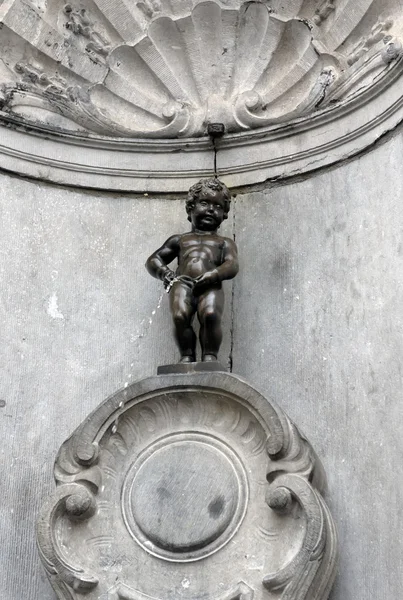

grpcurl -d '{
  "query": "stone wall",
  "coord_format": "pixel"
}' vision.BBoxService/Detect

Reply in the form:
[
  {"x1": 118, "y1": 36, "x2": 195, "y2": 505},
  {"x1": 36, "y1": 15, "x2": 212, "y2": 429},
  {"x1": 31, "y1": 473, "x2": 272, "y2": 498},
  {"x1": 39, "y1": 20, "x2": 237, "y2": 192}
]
[{"x1": 1, "y1": 131, "x2": 402, "y2": 599}]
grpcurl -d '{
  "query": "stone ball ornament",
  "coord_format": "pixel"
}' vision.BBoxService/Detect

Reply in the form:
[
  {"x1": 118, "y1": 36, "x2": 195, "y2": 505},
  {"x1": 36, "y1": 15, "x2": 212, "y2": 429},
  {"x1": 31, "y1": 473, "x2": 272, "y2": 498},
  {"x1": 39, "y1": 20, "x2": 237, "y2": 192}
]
[
  {"x1": 0, "y1": 0, "x2": 403, "y2": 190},
  {"x1": 36, "y1": 372, "x2": 338, "y2": 600}
]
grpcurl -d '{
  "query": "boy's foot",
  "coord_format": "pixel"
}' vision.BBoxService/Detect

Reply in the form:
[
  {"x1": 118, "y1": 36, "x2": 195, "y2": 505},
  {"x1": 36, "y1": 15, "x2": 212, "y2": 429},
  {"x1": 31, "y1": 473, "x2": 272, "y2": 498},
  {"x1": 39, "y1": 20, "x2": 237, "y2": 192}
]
[
  {"x1": 202, "y1": 354, "x2": 217, "y2": 362},
  {"x1": 180, "y1": 355, "x2": 195, "y2": 363}
]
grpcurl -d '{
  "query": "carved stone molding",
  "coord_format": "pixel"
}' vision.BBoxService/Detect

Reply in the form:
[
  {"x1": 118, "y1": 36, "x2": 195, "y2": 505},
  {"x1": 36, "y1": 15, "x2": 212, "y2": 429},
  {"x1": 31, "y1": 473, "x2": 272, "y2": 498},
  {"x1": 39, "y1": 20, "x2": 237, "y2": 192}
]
[
  {"x1": 37, "y1": 372, "x2": 338, "y2": 600},
  {"x1": 0, "y1": 0, "x2": 403, "y2": 190},
  {"x1": 1, "y1": 0, "x2": 403, "y2": 138}
]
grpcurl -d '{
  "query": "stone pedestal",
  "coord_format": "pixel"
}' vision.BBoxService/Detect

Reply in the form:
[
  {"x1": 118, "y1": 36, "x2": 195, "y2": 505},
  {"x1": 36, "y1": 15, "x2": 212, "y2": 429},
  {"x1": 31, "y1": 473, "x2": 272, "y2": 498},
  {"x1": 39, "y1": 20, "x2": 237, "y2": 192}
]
[{"x1": 37, "y1": 371, "x2": 337, "y2": 600}]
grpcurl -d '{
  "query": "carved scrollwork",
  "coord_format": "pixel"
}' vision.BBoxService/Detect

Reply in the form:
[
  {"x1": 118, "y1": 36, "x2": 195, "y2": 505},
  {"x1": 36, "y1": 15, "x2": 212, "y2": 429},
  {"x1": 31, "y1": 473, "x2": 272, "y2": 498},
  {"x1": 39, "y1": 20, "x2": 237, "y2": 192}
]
[
  {"x1": 36, "y1": 482, "x2": 99, "y2": 594},
  {"x1": 37, "y1": 372, "x2": 337, "y2": 600},
  {"x1": 264, "y1": 474, "x2": 337, "y2": 600},
  {"x1": 0, "y1": 0, "x2": 402, "y2": 138}
]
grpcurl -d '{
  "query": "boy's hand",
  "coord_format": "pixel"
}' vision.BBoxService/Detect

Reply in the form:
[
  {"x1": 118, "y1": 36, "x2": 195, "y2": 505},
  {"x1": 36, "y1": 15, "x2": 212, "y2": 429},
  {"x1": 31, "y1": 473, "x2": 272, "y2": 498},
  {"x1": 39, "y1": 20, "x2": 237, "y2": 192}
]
[
  {"x1": 162, "y1": 269, "x2": 176, "y2": 291},
  {"x1": 193, "y1": 270, "x2": 220, "y2": 294},
  {"x1": 163, "y1": 272, "x2": 196, "y2": 293}
]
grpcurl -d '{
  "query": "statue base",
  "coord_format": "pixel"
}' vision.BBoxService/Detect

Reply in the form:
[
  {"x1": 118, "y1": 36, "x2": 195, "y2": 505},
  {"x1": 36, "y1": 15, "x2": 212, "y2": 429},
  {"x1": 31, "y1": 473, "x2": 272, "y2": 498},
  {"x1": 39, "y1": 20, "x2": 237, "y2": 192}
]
[{"x1": 157, "y1": 361, "x2": 226, "y2": 375}]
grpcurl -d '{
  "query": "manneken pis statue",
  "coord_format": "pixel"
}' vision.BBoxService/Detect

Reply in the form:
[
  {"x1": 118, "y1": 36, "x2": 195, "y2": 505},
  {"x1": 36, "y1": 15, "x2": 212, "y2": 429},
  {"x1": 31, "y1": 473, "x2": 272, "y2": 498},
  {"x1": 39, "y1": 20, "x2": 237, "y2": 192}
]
[{"x1": 146, "y1": 178, "x2": 239, "y2": 363}]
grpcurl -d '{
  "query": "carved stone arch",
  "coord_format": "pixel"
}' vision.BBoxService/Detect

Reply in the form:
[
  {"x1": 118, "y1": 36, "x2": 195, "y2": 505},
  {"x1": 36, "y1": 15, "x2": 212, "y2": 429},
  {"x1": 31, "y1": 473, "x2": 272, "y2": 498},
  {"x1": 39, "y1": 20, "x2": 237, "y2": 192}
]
[
  {"x1": 0, "y1": 0, "x2": 403, "y2": 190},
  {"x1": 37, "y1": 371, "x2": 338, "y2": 600}
]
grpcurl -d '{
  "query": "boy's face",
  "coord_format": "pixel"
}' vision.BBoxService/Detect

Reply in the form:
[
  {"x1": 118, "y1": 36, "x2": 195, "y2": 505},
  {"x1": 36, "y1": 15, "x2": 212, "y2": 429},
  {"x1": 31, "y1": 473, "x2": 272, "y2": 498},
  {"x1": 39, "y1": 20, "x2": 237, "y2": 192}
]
[{"x1": 190, "y1": 190, "x2": 226, "y2": 231}]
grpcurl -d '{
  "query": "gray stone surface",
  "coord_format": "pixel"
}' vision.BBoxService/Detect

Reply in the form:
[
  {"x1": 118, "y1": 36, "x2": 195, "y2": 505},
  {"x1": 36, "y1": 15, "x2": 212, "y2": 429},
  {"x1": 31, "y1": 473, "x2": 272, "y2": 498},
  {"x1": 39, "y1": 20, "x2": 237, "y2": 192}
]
[
  {"x1": 232, "y1": 136, "x2": 403, "y2": 599},
  {"x1": 1, "y1": 130, "x2": 403, "y2": 599},
  {"x1": 0, "y1": 179, "x2": 233, "y2": 599}
]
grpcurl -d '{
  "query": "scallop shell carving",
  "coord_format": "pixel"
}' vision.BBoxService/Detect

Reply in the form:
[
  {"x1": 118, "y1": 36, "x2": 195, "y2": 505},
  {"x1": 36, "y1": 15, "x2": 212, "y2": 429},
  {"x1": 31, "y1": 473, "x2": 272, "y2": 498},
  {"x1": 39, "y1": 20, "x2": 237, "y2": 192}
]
[{"x1": 0, "y1": 0, "x2": 402, "y2": 137}]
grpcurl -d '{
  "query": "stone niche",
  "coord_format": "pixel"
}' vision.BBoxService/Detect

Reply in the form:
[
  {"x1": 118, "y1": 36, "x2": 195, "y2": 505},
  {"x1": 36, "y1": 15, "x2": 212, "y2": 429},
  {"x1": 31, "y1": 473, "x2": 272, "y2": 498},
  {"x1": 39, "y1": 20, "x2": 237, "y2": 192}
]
[
  {"x1": 1, "y1": 0, "x2": 403, "y2": 190},
  {"x1": 37, "y1": 372, "x2": 337, "y2": 600},
  {"x1": 3, "y1": 1, "x2": 400, "y2": 599}
]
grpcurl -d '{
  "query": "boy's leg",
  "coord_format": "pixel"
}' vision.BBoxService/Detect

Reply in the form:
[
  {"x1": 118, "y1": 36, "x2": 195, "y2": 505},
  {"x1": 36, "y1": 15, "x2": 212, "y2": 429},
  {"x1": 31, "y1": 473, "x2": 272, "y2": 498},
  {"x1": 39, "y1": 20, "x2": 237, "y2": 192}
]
[
  {"x1": 197, "y1": 288, "x2": 224, "y2": 361},
  {"x1": 169, "y1": 281, "x2": 197, "y2": 362}
]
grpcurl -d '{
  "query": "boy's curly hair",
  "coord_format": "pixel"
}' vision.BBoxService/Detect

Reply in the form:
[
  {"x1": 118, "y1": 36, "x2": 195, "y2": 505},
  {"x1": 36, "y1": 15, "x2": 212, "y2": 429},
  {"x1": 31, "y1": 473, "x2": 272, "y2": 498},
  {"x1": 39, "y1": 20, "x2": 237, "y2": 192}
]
[{"x1": 186, "y1": 178, "x2": 231, "y2": 222}]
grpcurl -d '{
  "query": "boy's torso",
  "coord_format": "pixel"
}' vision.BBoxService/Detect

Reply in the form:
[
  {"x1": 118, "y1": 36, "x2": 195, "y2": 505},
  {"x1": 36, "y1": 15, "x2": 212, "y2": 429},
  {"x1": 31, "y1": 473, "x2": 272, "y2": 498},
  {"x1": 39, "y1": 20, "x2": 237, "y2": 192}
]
[{"x1": 177, "y1": 232, "x2": 225, "y2": 278}]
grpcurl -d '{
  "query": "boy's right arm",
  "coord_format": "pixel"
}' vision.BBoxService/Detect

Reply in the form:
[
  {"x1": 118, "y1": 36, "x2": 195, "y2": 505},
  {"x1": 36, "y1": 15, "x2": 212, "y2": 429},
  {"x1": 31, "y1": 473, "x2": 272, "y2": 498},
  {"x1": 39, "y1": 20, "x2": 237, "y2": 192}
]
[{"x1": 145, "y1": 235, "x2": 180, "y2": 284}]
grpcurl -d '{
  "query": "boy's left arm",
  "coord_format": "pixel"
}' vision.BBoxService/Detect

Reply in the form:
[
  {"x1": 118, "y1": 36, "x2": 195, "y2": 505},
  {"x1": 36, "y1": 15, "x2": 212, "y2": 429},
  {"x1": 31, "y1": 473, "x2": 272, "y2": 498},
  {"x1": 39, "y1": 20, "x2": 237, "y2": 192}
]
[
  {"x1": 194, "y1": 238, "x2": 239, "y2": 291},
  {"x1": 215, "y1": 238, "x2": 239, "y2": 282}
]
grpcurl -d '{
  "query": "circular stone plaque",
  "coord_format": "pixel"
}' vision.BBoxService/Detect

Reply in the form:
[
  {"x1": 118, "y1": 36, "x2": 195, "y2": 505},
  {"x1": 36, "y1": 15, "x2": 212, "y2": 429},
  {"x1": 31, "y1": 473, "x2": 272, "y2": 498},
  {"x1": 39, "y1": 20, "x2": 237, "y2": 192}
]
[{"x1": 122, "y1": 433, "x2": 248, "y2": 562}]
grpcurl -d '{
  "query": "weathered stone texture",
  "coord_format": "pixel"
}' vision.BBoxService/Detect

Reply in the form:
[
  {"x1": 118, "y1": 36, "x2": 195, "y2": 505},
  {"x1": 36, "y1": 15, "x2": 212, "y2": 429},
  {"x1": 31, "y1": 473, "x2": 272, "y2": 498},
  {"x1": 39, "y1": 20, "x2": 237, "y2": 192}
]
[
  {"x1": 232, "y1": 136, "x2": 403, "y2": 599},
  {"x1": 0, "y1": 182, "x2": 233, "y2": 599},
  {"x1": 1, "y1": 130, "x2": 403, "y2": 599}
]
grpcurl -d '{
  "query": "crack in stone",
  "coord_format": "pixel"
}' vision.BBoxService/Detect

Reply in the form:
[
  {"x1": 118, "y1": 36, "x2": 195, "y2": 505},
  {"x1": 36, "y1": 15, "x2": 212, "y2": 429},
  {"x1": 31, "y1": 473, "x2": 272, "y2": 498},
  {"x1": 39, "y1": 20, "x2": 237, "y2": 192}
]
[{"x1": 227, "y1": 196, "x2": 237, "y2": 373}]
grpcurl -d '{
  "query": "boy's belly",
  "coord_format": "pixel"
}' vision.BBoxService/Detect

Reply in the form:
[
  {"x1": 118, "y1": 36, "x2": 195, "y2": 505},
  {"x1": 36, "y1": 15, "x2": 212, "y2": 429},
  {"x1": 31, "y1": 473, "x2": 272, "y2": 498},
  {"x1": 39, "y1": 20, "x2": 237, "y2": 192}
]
[{"x1": 178, "y1": 257, "x2": 212, "y2": 279}]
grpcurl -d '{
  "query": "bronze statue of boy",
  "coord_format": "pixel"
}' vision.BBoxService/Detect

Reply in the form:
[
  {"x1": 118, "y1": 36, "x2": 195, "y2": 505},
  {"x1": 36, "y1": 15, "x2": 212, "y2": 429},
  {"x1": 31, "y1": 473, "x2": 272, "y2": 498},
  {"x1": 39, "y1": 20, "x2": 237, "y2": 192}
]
[{"x1": 146, "y1": 178, "x2": 239, "y2": 363}]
